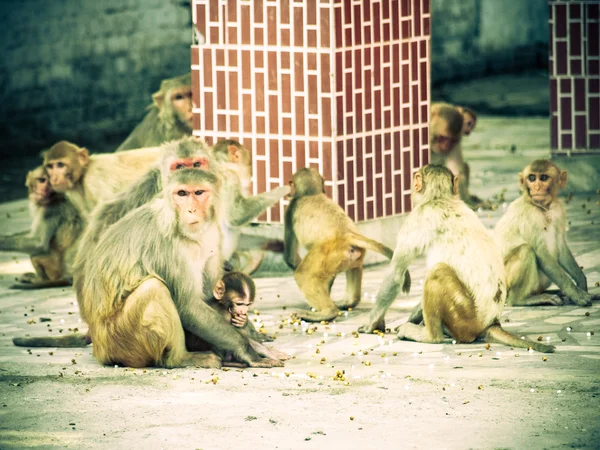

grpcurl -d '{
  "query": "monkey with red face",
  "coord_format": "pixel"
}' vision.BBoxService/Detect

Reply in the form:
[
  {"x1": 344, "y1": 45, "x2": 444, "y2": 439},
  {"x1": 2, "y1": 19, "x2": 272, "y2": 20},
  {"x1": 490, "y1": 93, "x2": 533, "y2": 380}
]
[{"x1": 494, "y1": 160, "x2": 598, "y2": 307}]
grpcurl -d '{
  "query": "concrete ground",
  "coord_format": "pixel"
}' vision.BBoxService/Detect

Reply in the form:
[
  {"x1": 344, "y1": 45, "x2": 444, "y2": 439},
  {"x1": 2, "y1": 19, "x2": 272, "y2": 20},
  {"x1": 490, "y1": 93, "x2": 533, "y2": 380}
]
[{"x1": 1, "y1": 113, "x2": 600, "y2": 449}]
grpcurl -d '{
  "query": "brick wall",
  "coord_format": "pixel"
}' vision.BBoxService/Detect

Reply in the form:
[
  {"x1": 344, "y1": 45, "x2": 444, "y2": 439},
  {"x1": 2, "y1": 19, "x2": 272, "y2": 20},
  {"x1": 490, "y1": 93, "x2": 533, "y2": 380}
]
[
  {"x1": 192, "y1": 0, "x2": 430, "y2": 224},
  {"x1": 0, "y1": 0, "x2": 192, "y2": 158},
  {"x1": 549, "y1": 1, "x2": 600, "y2": 155}
]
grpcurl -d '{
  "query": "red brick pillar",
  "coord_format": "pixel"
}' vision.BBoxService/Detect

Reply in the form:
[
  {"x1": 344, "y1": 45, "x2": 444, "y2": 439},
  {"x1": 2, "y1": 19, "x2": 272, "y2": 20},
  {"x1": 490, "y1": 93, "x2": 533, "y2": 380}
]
[
  {"x1": 191, "y1": 0, "x2": 431, "y2": 223},
  {"x1": 549, "y1": 1, "x2": 600, "y2": 155}
]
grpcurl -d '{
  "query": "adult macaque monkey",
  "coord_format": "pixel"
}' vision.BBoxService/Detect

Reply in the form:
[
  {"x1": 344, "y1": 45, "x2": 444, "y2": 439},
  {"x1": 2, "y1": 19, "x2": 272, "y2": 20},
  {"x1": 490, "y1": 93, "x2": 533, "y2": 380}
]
[
  {"x1": 211, "y1": 139, "x2": 290, "y2": 272},
  {"x1": 430, "y1": 103, "x2": 487, "y2": 209},
  {"x1": 44, "y1": 141, "x2": 160, "y2": 218},
  {"x1": 70, "y1": 168, "x2": 282, "y2": 368},
  {"x1": 494, "y1": 159, "x2": 597, "y2": 307},
  {"x1": 358, "y1": 165, "x2": 554, "y2": 353},
  {"x1": 284, "y1": 167, "x2": 406, "y2": 322},
  {"x1": 0, "y1": 166, "x2": 84, "y2": 289},
  {"x1": 116, "y1": 73, "x2": 193, "y2": 152}
]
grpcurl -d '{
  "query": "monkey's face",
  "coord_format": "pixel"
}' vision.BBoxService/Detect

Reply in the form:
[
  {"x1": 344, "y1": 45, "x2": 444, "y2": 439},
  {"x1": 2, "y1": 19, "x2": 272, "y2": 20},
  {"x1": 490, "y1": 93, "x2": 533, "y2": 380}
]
[
  {"x1": 521, "y1": 170, "x2": 556, "y2": 208},
  {"x1": 170, "y1": 87, "x2": 194, "y2": 129},
  {"x1": 27, "y1": 171, "x2": 54, "y2": 205},
  {"x1": 45, "y1": 158, "x2": 75, "y2": 192},
  {"x1": 461, "y1": 112, "x2": 476, "y2": 136},
  {"x1": 172, "y1": 184, "x2": 213, "y2": 228},
  {"x1": 226, "y1": 292, "x2": 252, "y2": 328},
  {"x1": 430, "y1": 117, "x2": 461, "y2": 155}
]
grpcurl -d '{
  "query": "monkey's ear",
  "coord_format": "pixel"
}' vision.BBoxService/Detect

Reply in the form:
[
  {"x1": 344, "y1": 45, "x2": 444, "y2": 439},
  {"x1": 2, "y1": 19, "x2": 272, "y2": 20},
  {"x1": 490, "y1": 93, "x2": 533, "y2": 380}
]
[
  {"x1": 558, "y1": 170, "x2": 568, "y2": 189},
  {"x1": 518, "y1": 172, "x2": 526, "y2": 190},
  {"x1": 227, "y1": 145, "x2": 241, "y2": 163},
  {"x1": 152, "y1": 90, "x2": 165, "y2": 109},
  {"x1": 413, "y1": 172, "x2": 423, "y2": 192},
  {"x1": 77, "y1": 147, "x2": 90, "y2": 167},
  {"x1": 453, "y1": 175, "x2": 460, "y2": 196},
  {"x1": 213, "y1": 279, "x2": 226, "y2": 301}
]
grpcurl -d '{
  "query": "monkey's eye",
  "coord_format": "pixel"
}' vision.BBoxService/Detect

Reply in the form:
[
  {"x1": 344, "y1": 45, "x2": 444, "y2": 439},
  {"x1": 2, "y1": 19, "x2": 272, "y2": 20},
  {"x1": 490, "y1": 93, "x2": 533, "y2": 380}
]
[
  {"x1": 193, "y1": 161, "x2": 202, "y2": 168},
  {"x1": 527, "y1": 174, "x2": 536, "y2": 182},
  {"x1": 175, "y1": 164, "x2": 185, "y2": 170},
  {"x1": 194, "y1": 190, "x2": 206, "y2": 196},
  {"x1": 540, "y1": 174, "x2": 549, "y2": 182},
  {"x1": 173, "y1": 94, "x2": 184, "y2": 100},
  {"x1": 37, "y1": 178, "x2": 46, "y2": 183},
  {"x1": 45, "y1": 164, "x2": 52, "y2": 170},
  {"x1": 56, "y1": 162, "x2": 65, "y2": 168},
  {"x1": 177, "y1": 190, "x2": 187, "y2": 197}
]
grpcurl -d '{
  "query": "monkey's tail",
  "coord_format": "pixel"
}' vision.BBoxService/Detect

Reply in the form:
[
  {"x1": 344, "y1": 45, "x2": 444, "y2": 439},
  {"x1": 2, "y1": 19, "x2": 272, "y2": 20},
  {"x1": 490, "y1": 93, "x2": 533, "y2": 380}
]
[
  {"x1": 347, "y1": 233, "x2": 394, "y2": 259},
  {"x1": 10, "y1": 280, "x2": 71, "y2": 290},
  {"x1": 484, "y1": 324, "x2": 555, "y2": 353},
  {"x1": 13, "y1": 332, "x2": 91, "y2": 348}
]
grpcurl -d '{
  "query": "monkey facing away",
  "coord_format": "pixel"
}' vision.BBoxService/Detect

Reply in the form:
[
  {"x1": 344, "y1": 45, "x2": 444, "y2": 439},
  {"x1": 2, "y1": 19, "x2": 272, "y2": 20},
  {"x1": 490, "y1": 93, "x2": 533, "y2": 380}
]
[
  {"x1": 430, "y1": 103, "x2": 487, "y2": 209},
  {"x1": 358, "y1": 164, "x2": 555, "y2": 353},
  {"x1": 0, "y1": 166, "x2": 84, "y2": 289},
  {"x1": 44, "y1": 141, "x2": 160, "y2": 218},
  {"x1": 494, "y1": 160, "x2": 598, "y2": 307},
  {"x1": 116, "y1": 73, "x2": 193, "y2": 152},
  {"x1": 186, "y1": 271, "x2": 290, "y2": 362},
  {"x1": 284, "y1": 167, "x2": 406, "y2": 322},
  {"x1": 71, "y1": 167, "x2": 282, "y2": 368}
]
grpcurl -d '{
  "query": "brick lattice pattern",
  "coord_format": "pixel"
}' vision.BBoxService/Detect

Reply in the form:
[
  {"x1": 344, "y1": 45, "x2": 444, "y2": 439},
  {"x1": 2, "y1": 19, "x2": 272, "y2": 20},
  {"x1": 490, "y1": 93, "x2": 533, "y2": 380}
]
[
  {"x1": 191, "y1": 0, "x2": 431, "y2": 222},
  {"x1": 549, "y1": 1, "x2": 600, "y2": 154}
]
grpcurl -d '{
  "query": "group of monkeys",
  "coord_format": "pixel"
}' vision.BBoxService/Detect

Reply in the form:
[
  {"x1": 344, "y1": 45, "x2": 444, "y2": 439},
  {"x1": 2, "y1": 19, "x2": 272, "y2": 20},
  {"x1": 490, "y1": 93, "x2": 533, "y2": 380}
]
[{"x1": 3, "y1": 73, "x2": 597, "y2": 369}]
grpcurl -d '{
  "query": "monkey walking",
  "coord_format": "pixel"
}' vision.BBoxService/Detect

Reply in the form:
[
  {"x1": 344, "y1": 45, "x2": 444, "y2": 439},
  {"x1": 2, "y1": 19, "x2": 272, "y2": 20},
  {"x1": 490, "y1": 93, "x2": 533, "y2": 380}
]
[
  {"x1": 284, "y1": 167, "x2": 408, "y2": 322},
  {"x1": 116, "y1": 73, "x2": 193, "y2": 152},
  {"x1": 0, "y1": 166, "x2": 84, "y2": 289},
  {"x1": 494, "y1": 160, "x2": 598, "y2": 307},
  {"x1": 358, "y1": 164, "x2": 555, "y2": 353}
]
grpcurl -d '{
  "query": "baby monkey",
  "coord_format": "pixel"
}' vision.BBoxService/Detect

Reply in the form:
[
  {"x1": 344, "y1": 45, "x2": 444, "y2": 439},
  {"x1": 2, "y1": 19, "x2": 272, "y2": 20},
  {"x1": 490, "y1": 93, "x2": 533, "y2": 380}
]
[{"x1": 205, "y1": 272, "x2": 289, "y2": 362}]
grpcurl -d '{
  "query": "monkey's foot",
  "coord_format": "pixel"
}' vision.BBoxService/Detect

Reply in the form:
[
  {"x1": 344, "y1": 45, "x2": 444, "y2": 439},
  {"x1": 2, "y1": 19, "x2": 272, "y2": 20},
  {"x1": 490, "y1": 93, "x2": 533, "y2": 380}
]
[
  {"x1": 395, "y1": 323, "x2": 428, "y2": 342},
  {"x1": 292, "y1": 308, "x2": 340, "y2": 322},
  {"x1": 335, "y1": 298, "x2": 361, "y2": 310},
  {"x1": 264, "y1": 347, "x2": 291, "y2": 361},
  {"x1": 247, "y1": 357, "x2": 284, "y2": 368},
  {"x1": 228, "y1": 250, "x2": 265, "y2": 275},
  {"x1": 256, "y1": 333, "x2": 274, "y2": 343},
  {"x1": 514, "y1": 293, "x2": 564, "y2": 306},
  {"x1": 188, "y1": 352, "x2": 222, "y2": 369},
  {"x1": 357, "y1": 319, "x2": 385, "y2": 334}
]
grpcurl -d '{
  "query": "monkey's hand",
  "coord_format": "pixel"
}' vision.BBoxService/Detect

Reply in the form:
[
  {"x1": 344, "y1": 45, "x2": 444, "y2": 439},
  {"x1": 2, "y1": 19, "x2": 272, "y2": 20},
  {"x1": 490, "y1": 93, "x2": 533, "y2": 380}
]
[
  {"x1": 357, "y1": 319, "x2": 385, "y2": 335},
  {"x1": 402, "y1": 270, "x2": 411, "y2": 294},
  {"x1": 564, "y1": 288, "x2": 593, "y2": 306},
  {"x1": 230, "y1": 314, "x2": 247, "y2": 328}
]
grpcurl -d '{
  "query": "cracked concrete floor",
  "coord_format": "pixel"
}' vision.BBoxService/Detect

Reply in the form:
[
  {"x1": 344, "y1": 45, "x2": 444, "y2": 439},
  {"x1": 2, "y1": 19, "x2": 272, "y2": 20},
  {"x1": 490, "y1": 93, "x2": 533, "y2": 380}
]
[{"x1": 0, "y1": 115, "x2": 599, "y2": 449}]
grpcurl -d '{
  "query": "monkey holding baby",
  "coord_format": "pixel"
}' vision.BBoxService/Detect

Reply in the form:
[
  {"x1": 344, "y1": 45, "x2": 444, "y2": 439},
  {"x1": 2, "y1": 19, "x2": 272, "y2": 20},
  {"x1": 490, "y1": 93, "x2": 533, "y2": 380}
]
[
  {"x1": 359, "y1": 164, "x2": 554, "y2": 353},
  {"x1": 494, "y1": 159, "x2": 598, "y2": 307},
  {"x1": 0, "y1": 166, "x2": 84, "y2": 289},
  {"x1": 284, "y1": 167, "x2": 407, "y2": 322}
]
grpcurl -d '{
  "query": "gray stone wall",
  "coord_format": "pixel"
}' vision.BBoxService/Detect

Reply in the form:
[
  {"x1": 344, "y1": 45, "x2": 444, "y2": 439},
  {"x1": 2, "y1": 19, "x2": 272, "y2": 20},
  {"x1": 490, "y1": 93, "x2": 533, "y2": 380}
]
[
  {"x1": 431, "y1": 0, "x2": 549, "y2": 85},
  {"x1": 0, "y1": 0, "x2": 192, "y2": 157}
]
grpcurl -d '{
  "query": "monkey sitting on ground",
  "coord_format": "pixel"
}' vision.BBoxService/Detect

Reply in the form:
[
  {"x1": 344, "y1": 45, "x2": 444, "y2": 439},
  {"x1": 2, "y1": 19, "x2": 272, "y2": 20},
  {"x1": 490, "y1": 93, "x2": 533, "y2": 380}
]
[
  {"x1": 116, "y1": 73, "x2": 193, "y2": 152},
  {"x1": 494, "y1": 160, "x2": 598, "y2": 307},
  {"x1": 0, "y1": 166, "x2": 84, "y2": 289},
  {"x1": 284, "y1": 167, "x2": 407, "y2": 322},
  {"x1": 430, "y1": 103, "x2": 488, "y2": 209},
  {"x1": 44, "y1": 141, "x2": 160, "y2": 218},
  {"x1": 80, "y1": 137, "x2": 289, "y2": 274},
  {"x1": 71, "y1": 167, "x2": 281, "y2": 368},
  {"x1": 358, "y1": 164, "x2": 555, "y2": 353},
  {"x1": 186, "y1": 271, "x2": 290, "y2": 362}
]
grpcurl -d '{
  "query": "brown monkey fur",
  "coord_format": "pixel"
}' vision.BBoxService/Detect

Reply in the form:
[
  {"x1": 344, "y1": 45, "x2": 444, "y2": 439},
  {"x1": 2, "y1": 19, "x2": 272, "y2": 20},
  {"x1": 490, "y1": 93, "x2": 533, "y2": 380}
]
[
  {"x1": 44, "y1": 141, "x2": 160, "y2": 218},
  {"x1": 71, "y1": 167, "x2": 281, "y2": 368},
  {"x1": 430, "y1": 103, "x2": 487, "y2": 209},
  {"x1": 211, "y1": 139, "x2": 290, "y2": 273},
  {"x1": 0, "y1": 166, "x2": 84, "y2": 289},
  {"x1": 359, "y1": 164, "x2": 554, "y2": 353},
  {"x1": 284, "y1": 167, "x2": 406, "y2": 322},
  {"x1": 494, "y1": 159, "x2": 597, "y2": 307},
  {"x1": 186, "y1": 271, "x2": 290, "y2": 363},
  {"x1": 116, "y1": 73, "x2": 193, "y2": 152},
  {"x1": 456, "y1": 105, "x2": 477, "y2": 136}
]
